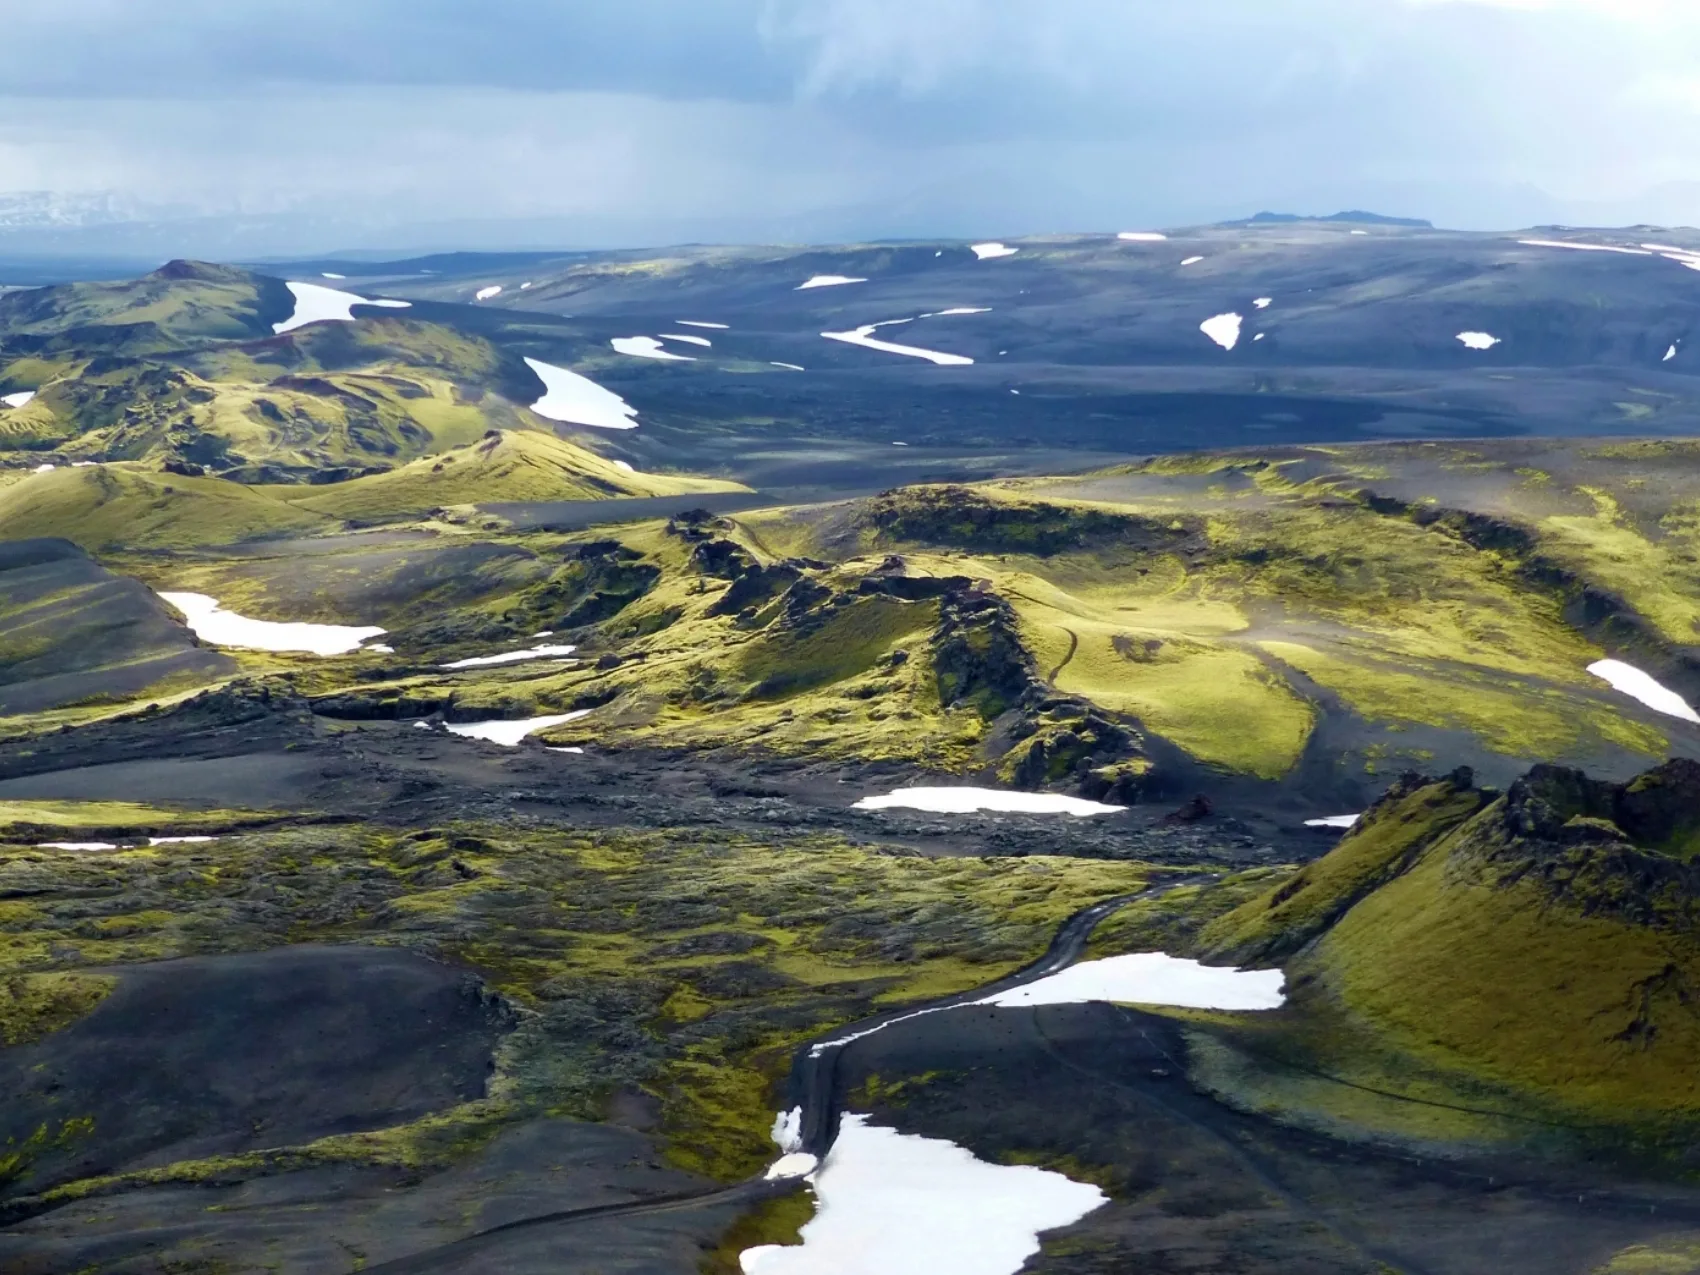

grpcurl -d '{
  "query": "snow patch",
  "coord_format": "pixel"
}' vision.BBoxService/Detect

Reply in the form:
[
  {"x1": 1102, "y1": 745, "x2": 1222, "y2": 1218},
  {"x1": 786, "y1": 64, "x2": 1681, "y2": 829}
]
[
  {"x1": 739, "y1": 1114, "x2": 1106, "y2": 1275},
  {"x1": 1588, "y1": 659, "x2": 1700, "y2": 724},
  {"x1": 1180, "y1": 255, "x2": 1204, "y2": 266},
  {"x1": 613, "y1": 459, "x2": 634, "y2": 472},
  {"x1": 971, "y1": 242, "x2": 1019, "y2": 260},
  {"x1": 38, "y1": 842, "x2": 117, "y2": 851},
  {"x1": 445, "y1": 710, "x2": 594, "y2": 747},
  {"x1": 676, "y1": 320, "x2": 729, "y2": 329},
  {"x1": 1, "y1": 390, "x2": 35, "y2": 408},
  {"x1": 523, "y1": 356, "x2": 639, "y2": 430},
  {"x1": 31, "y1": 463, "x2": 54, "y2": 473},
  {"x1": 149, "y1": 835, "x2": 217, "y2": 846},
  {"x1": 765, "y1": 1153, "x2": 819, "y2": 1181},
  {"x1": 772, "y1": 1107, "x2": 804, "y2": 1153},
  {"x1": 1456, "y1": 331, "x2": 1500, "y2": 350},
  {"x1": 475, "y1": 285, "x2": 503, "y2": 301},
  {"x1": 159, "y1": 592, "x2": 384, "y2": 655},
  {"x1": 321, "y1": 272, "x2": 346, "y2": 279},
  {"x1": 919, "y1": 307, "x2": 993, "y2": 317},
  {"x1": 853, "y1": 786, "x2": 1120, "y2": 817},
  {"x1": 1666, "y1": 344, "x2": 1679, "y2": 362},
  {"x1": 519, "y1": 281, "x2": 533, "y2": 290},
  {"x1": 440, "y1": 644, "x2": 577, "y2": 669},
  {"x1": 797, "y1": 275, "x2": 866, "y2": 289},
  {"x1": 1201, "y1": 312, "x2": 1243, "y2": 350},
  {"x1": 770, "y1": 362, "x2": 806, "y2": 371},
  {"x1": 1519, "y1": 239, "x2": 1652, "y2": 256},
  {"x1": 1117, "y1": 231, "x2": 1168, "y2": 241},
  {"x1": 612, "y1": 335, "x2": 694, "y2": 361},
  {"x1": 1305, "y1": 814, "x2": 1362, "y2": 829},
  {"x1": 822, "y1": 326, "x2": 973, "y2": 366},
  {"x1": 660, "y1": 333, "x2": 712, "y2": 347},
  {"x1": 273, "y1": 282, "x2": 411, "y2": 334},
  {"x1": 1253, "y1": 297, "x2": 1272, "y2": 309},
  {"x1": 976, "y1": 952, "x2": 1287, "y2": 1012}
]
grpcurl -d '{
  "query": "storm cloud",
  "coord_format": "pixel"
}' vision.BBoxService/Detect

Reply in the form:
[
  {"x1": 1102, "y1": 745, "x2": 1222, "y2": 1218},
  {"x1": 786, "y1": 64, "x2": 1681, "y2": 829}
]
[{"x1": 2, "y1": 0, "x2": 1699, "y2": 255}]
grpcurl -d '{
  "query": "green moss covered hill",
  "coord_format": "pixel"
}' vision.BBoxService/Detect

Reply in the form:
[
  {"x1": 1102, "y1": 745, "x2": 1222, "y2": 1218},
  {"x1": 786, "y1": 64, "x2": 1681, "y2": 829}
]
[
  {"x1": 0, "y1": 260, "x2": 739, "y2": 493},
  {"x1": 1187, "y1": 757, "x2": 1700, "y2": 1158}
]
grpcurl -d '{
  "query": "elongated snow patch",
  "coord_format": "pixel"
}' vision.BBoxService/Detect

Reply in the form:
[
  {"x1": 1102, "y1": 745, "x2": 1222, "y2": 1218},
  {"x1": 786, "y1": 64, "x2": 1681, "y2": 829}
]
[
  {"x1": 822, "y1": 326, "x2": 973, "y2": 366},
  {"x1": 853, "y1": 787, "x2": 1119, "y2": 816},
  {"x1": 1305, "y1": 814, "x2": 1362, "y2": 829},
  {"x1": 1201, "y1": 312, "x2": 1243, "y2": 350},
  {"x1": 611, "y1": 335, "x2": 693, "y2": 361},
  {"x1": 797, "y1": 275, "x2": 866, "y2": 289},
  {"x1": 1180, "y1": 255, "x2": 1204, "y2": 266},
  {"x1": 273, "y1": 282, "x2": 410, "y2": 334},
  {"x1": 676, "y1": 320, "x2": 729, "y2": 329},
  {"x1": 976, "y1": 952, "x2": 1287, "y2": 1011},
  {"x1": 660, "y1": 332, "x2": 712, "y2": 347},
  {"x1": 1457, "y1": 331, "x2": 1500, "y2": 350},
  {"x1": 445, "y1": 709, "x2": 594, "y2": 747},
  {"x1": 1117, "y1": 231, "x2": 1168, "y2": 241},
  {"x1": 740, "y1": 1114, "x2": 1106, "y2": 1275},
  {"x1": 0, "y1": 391, "x2": 34, "y2": 408},
  {"x1": 475, "y1": 285, "x2": 503, "y2": 301},
  {"x1": 39, "y1": 842, "x2": 117, "y2": 852},
  {"x1": 1519, "y1": 238, "x2": 1651, "y2": 256},
  {"x1": 1588, "y1": 659, "x2": 1700, "y2": 723},
  {"x1": 160, "y1": 592, "x2": 384, "y2": 655},
  {"x1": 971, "y1": 242, "x2": 1018, "y2": 260},
  {"x1": 1666, "y1": 345, "x2": 1679, "y2": 362},
  {"x1": 523, "y1": 356, "x2": 639, "y2": 430},
  {"x1": 441, "y1": 644, "x2": 577, "y2": 669}
]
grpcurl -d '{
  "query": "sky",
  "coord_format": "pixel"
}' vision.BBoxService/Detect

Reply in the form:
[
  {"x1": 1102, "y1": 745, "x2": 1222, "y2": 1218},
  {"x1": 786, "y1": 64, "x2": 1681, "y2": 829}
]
[{"x1": 2, "y1": 0, "x2": 1699, "y2": 256}]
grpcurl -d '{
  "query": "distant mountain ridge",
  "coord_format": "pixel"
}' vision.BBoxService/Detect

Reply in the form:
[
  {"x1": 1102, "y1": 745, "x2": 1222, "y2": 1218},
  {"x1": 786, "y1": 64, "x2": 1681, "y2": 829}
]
[{"x1": 1231, "y1": 209, "x2": 1435, "y2": 228}]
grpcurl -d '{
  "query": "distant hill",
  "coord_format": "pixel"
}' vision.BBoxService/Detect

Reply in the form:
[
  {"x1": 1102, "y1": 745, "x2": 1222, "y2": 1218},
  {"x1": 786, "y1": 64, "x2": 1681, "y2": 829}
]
[{"x1": 1231, "y1": 210, "x2": 1435, "y2": 228}]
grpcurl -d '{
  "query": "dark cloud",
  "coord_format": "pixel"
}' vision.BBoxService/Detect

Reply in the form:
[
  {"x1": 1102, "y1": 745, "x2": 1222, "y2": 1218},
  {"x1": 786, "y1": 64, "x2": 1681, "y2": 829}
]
[{"x1": 0, "y1": 0, "x2": 1697, "y2": 254}]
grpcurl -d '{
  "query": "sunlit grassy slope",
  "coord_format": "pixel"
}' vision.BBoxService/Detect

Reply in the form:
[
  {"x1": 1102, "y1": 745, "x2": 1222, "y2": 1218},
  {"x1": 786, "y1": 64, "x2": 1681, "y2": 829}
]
[
  {"x1": 1194, "y1": 761, "x2": 1700, "y2": 1154},
  {"x1": 0, "y1": 466, "x2": 330, "y2": 550},
  {"x1": 284, "y1": 429, "x2": 746, "y2": 520}
]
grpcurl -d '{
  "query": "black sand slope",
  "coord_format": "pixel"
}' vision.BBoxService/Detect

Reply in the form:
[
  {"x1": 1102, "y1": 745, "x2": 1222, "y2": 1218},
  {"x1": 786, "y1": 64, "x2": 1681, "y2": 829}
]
[
  {"x1": 0, "y1": 538, "x2": 231, "y2": 715},
  {"x1": 259, "y1": 225, "x2": 1700, "y2": 497},
  {"x1": 831, "y1": 1000, "x2": 1700, "y2": 1274},
  {"x1": 0, "y1": 945, "x2": 512, "y2": 1199}
]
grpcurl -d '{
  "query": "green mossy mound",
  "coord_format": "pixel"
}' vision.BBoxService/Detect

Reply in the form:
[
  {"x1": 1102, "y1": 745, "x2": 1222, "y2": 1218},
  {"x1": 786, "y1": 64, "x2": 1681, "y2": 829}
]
[{"x1": 1197, "y1": 758, "x2": 1700, "y2": 1152}]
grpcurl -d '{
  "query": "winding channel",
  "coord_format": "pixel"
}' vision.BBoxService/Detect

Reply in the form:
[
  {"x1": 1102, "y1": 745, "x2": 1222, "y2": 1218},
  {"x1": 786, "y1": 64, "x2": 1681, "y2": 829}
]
[{"x1": 359, "y1": 879, "x2": 1204, "y2": 1272}]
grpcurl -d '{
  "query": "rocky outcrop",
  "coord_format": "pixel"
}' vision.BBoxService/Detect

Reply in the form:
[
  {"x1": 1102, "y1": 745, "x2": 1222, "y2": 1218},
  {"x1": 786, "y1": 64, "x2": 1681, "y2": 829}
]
[
  {"x1": 859, "y1": 485, "x2": 1203, "y2": 557},
  {"x1": 931, "y1": 585, "x2": 1039, "y2": 719},
  {"x1": 1449, "y1": 759, "x2": 1700, "y2": 928}
]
